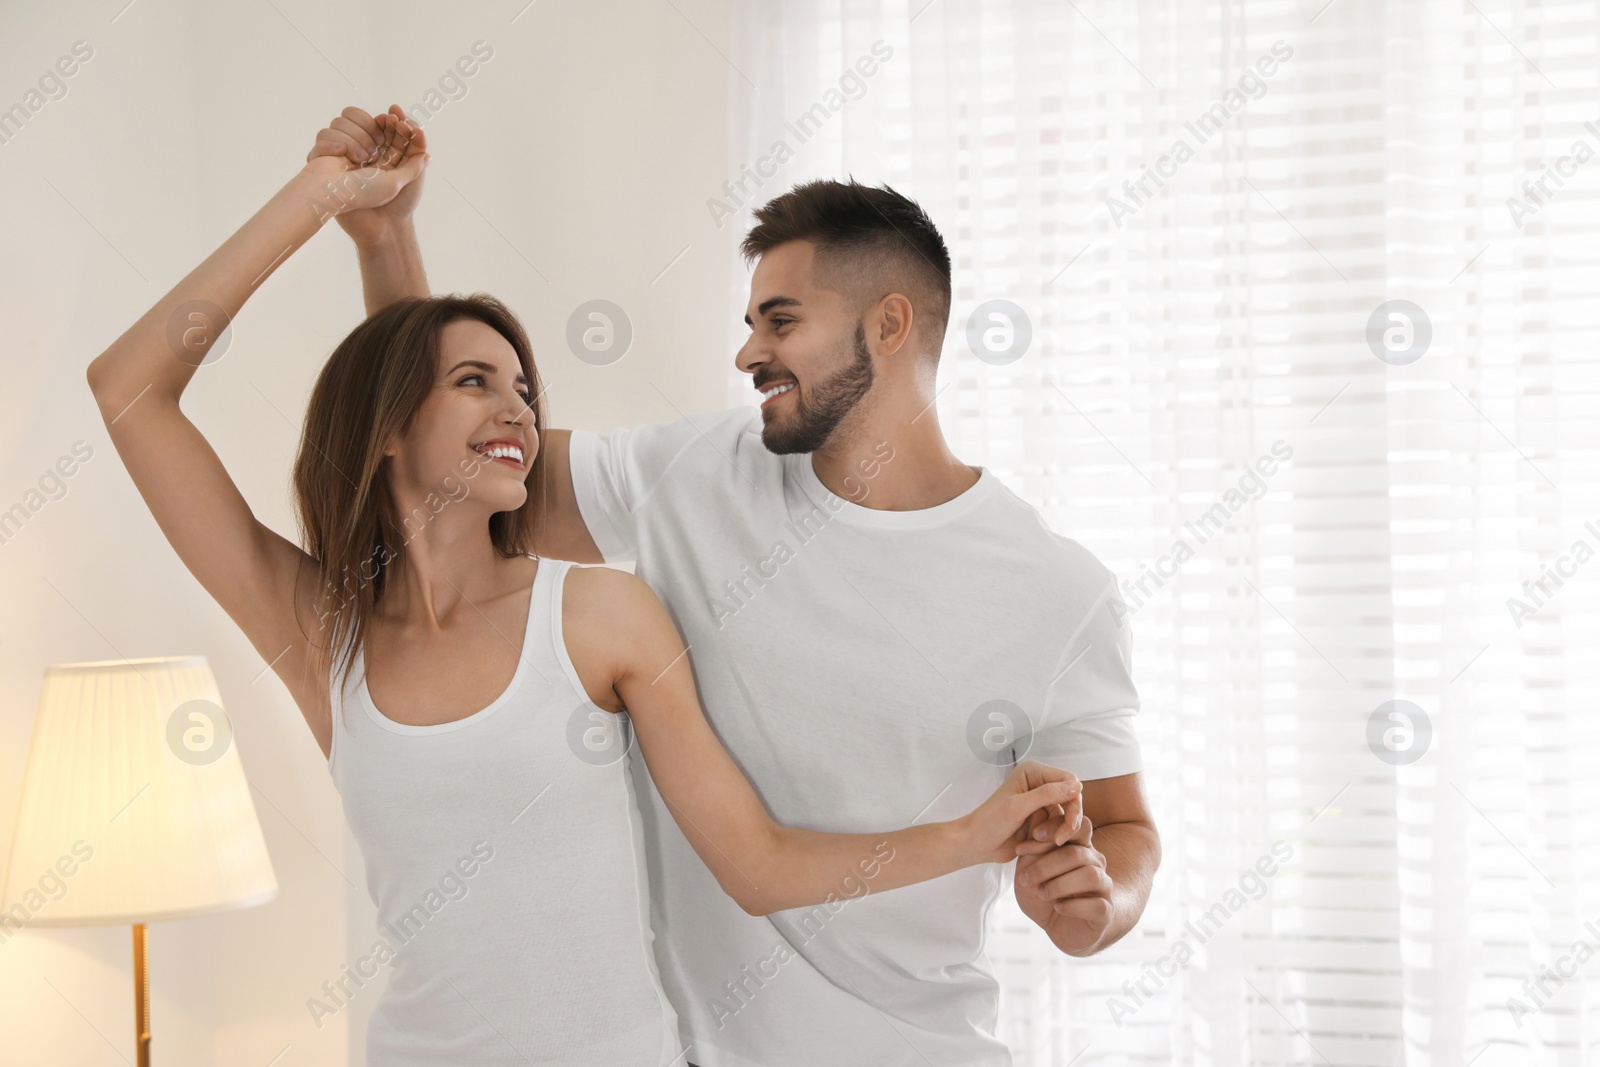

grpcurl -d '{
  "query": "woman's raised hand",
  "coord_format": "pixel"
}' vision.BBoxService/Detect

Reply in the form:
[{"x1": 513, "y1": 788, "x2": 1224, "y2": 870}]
[{"x1": 303, "y1": 105, "x2": 429, "y2": 244}]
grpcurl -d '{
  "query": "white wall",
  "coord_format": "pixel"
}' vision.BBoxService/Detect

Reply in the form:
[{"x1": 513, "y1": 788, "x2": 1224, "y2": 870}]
[{"x1": 0, "y1": 0, "x2": 735, "y2": 1062}]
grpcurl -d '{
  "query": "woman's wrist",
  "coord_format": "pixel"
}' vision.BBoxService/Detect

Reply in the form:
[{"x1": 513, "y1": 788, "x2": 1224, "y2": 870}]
[
  {"x1": 944, "y1": 814, "x2": 985, "y2": 871},
  {"x1": 292, "y1": 159, "x2": 377, "y2": 229}
]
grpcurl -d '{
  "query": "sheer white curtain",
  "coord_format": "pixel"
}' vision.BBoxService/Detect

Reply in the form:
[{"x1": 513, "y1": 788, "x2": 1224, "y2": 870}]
[{"x1": 723, "y1": 2, "x2": 1600, "y2": 1064}]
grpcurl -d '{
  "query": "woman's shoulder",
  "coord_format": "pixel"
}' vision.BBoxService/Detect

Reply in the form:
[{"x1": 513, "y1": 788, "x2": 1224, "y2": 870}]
[
  {"x1": 553, "y1": 561, "x2": 679, "y2": 709},
  {"x1": 558, "y1": 562, "x2": 681, "y2": 657},
  {"x1": 558, "y1": 560, "x2": 662, "y2": 616}
]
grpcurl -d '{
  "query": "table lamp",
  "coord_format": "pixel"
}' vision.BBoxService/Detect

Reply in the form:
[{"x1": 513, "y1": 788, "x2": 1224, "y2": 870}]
[{"x1": 2, "y1": 655, "x2": 278, "y2": 1066}]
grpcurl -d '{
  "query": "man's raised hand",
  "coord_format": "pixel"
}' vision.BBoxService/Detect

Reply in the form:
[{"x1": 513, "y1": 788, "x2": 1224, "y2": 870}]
[{"x1": 305, "y1": 105, "x2": 429, "y2": 244}]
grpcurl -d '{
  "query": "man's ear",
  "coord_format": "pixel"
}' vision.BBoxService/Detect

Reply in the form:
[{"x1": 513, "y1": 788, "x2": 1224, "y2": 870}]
[{"x1": 872, "y1": 292, "x2": 915, "y2": 358}]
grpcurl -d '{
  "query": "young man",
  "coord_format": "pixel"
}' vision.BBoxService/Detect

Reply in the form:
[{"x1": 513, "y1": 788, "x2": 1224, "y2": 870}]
[{"x1": 312, "y1": 106, "x2": 1158, "y2": 1067}]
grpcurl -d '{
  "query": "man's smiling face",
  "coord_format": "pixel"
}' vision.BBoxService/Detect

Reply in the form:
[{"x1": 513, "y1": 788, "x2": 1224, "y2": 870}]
[{"x1": 735, "y1": 240, "x2": 876, "y2": 455}]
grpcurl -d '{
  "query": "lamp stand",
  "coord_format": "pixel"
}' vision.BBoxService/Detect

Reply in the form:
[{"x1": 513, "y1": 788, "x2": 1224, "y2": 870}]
[{"x1": 133, "y1": 923, "x2": 151, "y2": 1066}]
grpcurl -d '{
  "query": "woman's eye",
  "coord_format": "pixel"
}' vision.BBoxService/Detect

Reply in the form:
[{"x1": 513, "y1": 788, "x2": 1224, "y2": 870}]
[{"x1": 456, "y1": 374, "x2": 530, "y2": 404}]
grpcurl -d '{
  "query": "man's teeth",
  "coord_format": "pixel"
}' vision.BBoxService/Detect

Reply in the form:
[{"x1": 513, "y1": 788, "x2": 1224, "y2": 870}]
[
  {"x1": 476, "y1": 444, "x2": 523, "y2": 464},
  {"x1": 761, "y1": 382, "x2": 796, "y2": 400}
]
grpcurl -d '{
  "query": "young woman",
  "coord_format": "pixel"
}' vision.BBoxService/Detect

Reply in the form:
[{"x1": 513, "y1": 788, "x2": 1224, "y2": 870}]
[{"x1": 85, "y1": 112, "x2": 1082, "y2": 1065}]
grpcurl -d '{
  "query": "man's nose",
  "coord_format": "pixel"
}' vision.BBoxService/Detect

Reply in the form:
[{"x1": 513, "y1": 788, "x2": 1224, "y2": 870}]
[{"x1": 735, "y1": 336, "x2": 766, "y2": 376}]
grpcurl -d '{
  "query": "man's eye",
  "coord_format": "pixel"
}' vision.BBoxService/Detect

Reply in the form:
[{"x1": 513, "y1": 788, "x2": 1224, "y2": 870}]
[{"x1": 772, "y1": 318, "x2": 793, "y2": 329}]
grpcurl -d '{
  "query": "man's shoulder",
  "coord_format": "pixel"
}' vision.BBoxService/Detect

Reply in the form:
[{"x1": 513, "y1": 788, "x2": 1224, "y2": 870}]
[
  {"x1": 574, "y1": 405, "x2": 751, "y2": 437},
  {"x1": 679, "y1": 405, "x2": 763, "y2": 438},
  {"x1": 979, "y1": 474, "x2": 1117, "y2": 582},
  {"x1": 679, "y1": 406, "x2": 776, "y2": 474},
  {"x1": 968, "y1": 477, "x2": 1123, "y2": 627},
  {"x1": 572, "y1": 407, "x2": 766, "y2": 472}
]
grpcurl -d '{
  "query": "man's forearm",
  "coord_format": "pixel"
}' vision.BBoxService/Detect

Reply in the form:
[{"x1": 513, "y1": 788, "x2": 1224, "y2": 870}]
[{"x1": 356, "y1": 220, "x2": 429, "y2": 315}]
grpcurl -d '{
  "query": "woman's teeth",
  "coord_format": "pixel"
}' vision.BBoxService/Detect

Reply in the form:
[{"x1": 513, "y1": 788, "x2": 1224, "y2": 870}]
[{"x1": 476, "y1": 444, "x2": 523, "y2": 466}]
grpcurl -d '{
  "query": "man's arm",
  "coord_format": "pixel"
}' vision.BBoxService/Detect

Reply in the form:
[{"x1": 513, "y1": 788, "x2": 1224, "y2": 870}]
[
  {"x1": 533, "y1": 430, "x2": 604, "y2": 564},
  {"x1": 1013, "y1": 771, "x2": 1160, "y2": 956},
  {"x1": 354, "y1": 218, "x2": 429, "y2": 315},
  {"x1": 307, "y1": 105, "x2": 431, "y2": 314}
]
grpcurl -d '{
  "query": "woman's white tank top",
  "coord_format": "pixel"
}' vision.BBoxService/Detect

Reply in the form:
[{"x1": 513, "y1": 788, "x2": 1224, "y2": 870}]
[{"x1": 327, "y1": 556, "x2": 682, "y2": 1065}]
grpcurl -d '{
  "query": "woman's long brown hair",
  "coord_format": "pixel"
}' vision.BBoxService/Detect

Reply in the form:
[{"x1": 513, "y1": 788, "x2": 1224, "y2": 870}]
[{"x1": 291, "y1": 293, "x2": 550, "y2": 701}]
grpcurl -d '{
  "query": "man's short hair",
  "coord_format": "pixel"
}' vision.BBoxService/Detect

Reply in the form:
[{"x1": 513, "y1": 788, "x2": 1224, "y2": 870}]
[{"x1": 741, "y1": 179, "x2": 953, "y2": 359}]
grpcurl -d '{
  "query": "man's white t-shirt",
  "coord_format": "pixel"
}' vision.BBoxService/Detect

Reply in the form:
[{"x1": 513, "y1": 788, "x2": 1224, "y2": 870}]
[{"x1": 568, "y1": 407, "x2": 1142, "y2": 1067}]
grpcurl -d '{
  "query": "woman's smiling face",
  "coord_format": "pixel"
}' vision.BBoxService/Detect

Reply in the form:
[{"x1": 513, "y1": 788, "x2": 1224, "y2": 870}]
[{"x1": 384, "y1": 317, "x2": 540, "y2": 517}]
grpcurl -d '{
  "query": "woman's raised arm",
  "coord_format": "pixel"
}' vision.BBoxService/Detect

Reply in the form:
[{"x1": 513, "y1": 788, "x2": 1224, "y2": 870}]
[{"x1": 85, "y1": 139, "x2": 427, "y2": 755}]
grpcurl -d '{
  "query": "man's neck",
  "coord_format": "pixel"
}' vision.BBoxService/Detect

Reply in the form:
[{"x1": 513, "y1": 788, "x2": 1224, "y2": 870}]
[{"x1": 810, "y1": 412, "x2": 978, "y2": 512}]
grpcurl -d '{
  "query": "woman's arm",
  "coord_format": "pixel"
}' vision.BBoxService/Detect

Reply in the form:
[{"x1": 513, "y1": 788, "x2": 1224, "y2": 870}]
[
  {"x1": 85, "y1": 141, "x2": 427, "y2": 755},
  {"x1": 565, "y1": 567, "x2": 1082, "y2": 917}
]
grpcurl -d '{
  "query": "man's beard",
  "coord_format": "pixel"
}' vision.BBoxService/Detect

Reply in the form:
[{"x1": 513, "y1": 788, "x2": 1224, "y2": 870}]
[{"x1": 761, "y1": 321, "x2": 874, "y2": 455}]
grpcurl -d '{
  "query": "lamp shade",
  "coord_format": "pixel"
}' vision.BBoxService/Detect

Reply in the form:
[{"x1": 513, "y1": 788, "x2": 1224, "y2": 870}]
[{"x1": 2, "y1": 656, "x2": 277, "y2": 929}]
